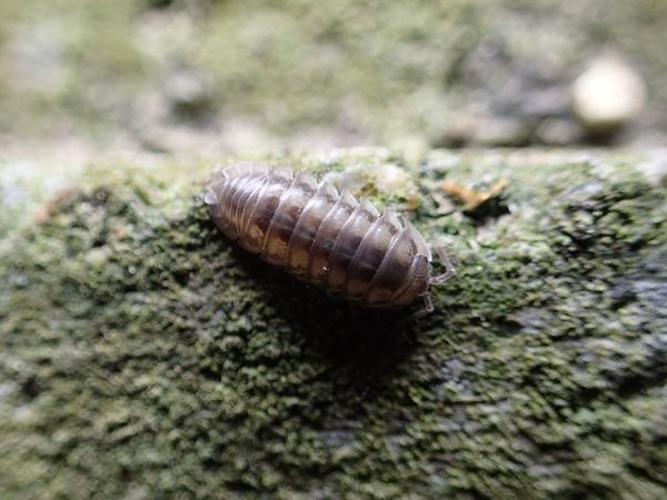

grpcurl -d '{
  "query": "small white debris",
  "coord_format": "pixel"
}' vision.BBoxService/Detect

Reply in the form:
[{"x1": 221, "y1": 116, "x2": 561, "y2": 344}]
[
  {"x1": 374, "y1": 164, "x2": 413, "y2": 194},
  {"x1": 324, "y1": 163, "x2": 413, "y2": 195},
  {"x1": 322, "y1": 163, "x2": 420, "y2": 208},
  {"x1": 571, "y1": 55, "x2": 646, "y2": 133}
]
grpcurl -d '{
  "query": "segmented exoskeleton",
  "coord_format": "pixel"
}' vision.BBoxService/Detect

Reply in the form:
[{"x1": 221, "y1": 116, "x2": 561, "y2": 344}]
[{"x1": 205, "y1": 163, "x2": 455, "y2": 314}]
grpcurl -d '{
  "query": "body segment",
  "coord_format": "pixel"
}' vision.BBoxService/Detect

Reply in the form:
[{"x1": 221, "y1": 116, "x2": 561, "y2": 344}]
[{"x1": 205, "y1": 163, "x2": 455, "y2": 310}]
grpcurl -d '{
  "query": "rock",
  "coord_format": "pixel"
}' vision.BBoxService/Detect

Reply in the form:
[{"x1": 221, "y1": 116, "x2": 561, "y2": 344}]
[
  {"x1": 517, "y1": 87, "x2": 571, "y2": 120},
  {"x1": 534, "y1": 118, "x2": 582, "y2": 146},
  {"x1": 163, "y1": 68, "x2": 213, "y2": 122},
  {"x1": 0, "y1": 150, "x2": 666, "y2": 498},
  {"x1": 433, "y1": 112, "x2": 531, "y2": 148},
  {"x1": 571, "y1": 55, "x2": 646, "y2": 134}
]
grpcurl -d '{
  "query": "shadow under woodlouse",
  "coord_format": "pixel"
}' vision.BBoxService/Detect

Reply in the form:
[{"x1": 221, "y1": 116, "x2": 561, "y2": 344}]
[
  {"x1": 190, "y1": 195, "x2": 427, "y2": 398},
  {"x1": 229, "y1": 240, "x2": 422, "y2": 357},
  {"x1": 202, "y1": 242, "x2": 423, "y2": 403}
]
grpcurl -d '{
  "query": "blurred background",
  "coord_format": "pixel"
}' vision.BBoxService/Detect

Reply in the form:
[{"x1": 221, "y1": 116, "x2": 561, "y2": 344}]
[{"x1": 0, "y1": 0, "x2": 666, "y2": 162}]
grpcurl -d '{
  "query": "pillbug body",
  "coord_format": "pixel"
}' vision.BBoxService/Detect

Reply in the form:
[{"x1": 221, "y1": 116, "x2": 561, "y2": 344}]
[{"x1": 205, "y1": 163, "x2": 455, "y2": 313}]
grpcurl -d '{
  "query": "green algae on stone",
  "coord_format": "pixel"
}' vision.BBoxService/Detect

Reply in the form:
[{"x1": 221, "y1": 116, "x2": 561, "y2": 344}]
[{"x1": 1, "y1": 150, "x2": 666, "y2": 498}]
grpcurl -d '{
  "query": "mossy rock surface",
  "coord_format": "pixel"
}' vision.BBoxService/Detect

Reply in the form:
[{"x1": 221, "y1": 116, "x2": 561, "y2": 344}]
[{"x1": 1, "y1": 149, "x2": 666, "y2": 498}]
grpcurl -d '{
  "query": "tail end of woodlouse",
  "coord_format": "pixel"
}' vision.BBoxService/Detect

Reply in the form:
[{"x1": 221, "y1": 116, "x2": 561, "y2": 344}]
[
  {"x1": 205, "y1": 164, "x2": 229, "y2": 206},
  {"x1": 211, "y1": 164, "x2": 228, "y2": 178},
  {"x1": 429, "y1": 245, "x2": 456, "y2": 285},
  {"x1": 203, "y1": 187, "x2": 218, "y2": 206},
  {"x1": 204, "y1": 176, "x2": 225, "y2": 207}
]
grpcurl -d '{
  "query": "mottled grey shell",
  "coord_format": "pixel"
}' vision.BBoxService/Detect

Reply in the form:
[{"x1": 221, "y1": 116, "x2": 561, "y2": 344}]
[{"x1": 205, "y1": 163, "x2": 454, "y2": 311}]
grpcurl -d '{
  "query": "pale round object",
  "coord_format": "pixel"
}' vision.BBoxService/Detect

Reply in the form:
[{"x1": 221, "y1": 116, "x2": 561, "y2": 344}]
[{"x1": 571, "y1": 56, "x2": 646, "y2": 132}]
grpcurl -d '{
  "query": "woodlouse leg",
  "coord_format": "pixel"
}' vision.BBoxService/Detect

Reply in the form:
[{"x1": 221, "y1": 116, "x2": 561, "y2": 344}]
[
  {"x1": 413, "y1": 294, "x2": 434, "y2": 318},
  {"x1": 392, "y1": 293, "x2": 435, "y2": 334},
  {"x1": 430, "y1": 245, "x2": 456, "y2": 285}
]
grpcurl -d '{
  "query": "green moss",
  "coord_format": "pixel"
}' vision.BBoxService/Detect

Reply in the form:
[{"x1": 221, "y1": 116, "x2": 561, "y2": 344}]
[{"x1": 1, "y1": 150, "x2": 665, "y2": 498}]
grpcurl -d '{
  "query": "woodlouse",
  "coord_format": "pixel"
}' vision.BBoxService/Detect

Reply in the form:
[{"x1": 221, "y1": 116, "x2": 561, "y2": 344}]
[{"x1": 205, "y1": 163, "x2": 455, "y2": 313}]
